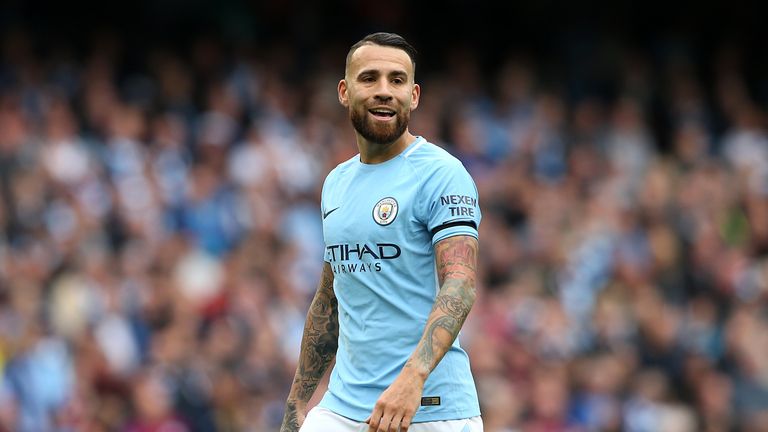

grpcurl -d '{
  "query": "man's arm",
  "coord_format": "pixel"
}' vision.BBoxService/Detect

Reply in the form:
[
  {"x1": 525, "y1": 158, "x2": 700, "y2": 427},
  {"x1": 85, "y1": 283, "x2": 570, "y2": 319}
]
[
  {"x1": 280, "y1": 262, "x2": 339, "y2": 432},
  {"x1": 366, "y1": 235, "x2": 478, "y2": 432}
]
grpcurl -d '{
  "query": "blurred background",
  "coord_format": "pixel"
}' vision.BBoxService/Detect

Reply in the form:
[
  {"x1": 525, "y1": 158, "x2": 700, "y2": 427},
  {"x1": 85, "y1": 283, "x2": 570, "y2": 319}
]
[{"x1": 0, "y1": 1, "x2": 767, "y2": 431}]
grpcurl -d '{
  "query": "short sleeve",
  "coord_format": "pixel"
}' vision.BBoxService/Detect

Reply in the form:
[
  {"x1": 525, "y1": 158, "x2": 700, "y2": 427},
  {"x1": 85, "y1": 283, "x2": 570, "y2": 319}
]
[
  {"x1": 423, "y1": 159, "x2": 482, "y2": 244},
  {"x1": 320, "y1": 169, "x2": 334, "y2": 262}
]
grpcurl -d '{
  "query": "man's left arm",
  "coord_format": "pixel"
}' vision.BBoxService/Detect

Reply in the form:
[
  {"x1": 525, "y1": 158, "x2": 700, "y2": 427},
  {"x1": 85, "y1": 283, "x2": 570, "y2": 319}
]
[{"x1": 366, "y1": 234, "x2": 478, "y2": 432}]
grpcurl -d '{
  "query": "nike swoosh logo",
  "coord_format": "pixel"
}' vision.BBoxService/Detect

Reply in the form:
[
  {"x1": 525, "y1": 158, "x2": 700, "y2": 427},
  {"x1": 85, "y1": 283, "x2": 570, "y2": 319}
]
[{"x1": 323, "y1": 207, "x2": 340, "y2": 219}]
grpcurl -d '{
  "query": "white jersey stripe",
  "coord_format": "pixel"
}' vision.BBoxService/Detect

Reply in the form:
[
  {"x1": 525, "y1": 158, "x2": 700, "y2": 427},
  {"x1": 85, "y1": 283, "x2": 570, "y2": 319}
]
[{"x1": 403, "y1": 138, "x2": 425, "y2": 158}]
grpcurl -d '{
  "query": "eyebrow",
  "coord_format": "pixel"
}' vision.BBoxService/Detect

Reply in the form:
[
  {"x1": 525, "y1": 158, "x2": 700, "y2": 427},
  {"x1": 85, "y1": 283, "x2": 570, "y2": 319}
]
[{"x1": 357, "y1": 69, "x2": 409, "y2": 79}]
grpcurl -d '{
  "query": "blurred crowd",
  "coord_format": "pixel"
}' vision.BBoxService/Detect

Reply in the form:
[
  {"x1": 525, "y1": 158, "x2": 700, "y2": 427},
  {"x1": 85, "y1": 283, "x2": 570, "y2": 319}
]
[{"x1": 0, "y1": 26, "x2": 767, "y2": 432}]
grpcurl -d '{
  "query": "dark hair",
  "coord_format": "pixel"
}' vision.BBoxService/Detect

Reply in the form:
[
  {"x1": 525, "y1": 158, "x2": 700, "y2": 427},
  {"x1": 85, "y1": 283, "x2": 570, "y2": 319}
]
[{"x1": 345, "y1": 32, "x2": 417, "y2": 73}]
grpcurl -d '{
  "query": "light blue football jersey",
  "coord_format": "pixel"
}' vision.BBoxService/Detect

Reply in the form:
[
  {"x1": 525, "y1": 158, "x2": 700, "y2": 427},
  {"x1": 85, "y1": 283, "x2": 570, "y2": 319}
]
[{"x1": 317, "y1": 136, "x2": 482, "y2": 422}]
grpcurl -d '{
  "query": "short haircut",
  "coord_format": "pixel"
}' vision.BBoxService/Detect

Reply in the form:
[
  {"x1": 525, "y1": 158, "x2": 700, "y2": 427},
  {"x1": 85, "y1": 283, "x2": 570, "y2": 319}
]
[{"x1": 345, "y1": 32, "x2": 417, "y2": 75}]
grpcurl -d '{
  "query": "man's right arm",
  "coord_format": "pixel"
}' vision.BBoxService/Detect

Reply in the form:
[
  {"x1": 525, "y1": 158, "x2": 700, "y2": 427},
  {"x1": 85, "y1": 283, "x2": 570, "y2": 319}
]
[{"x1": 280, "y1": 262, "x2": 339, "y2": 432}]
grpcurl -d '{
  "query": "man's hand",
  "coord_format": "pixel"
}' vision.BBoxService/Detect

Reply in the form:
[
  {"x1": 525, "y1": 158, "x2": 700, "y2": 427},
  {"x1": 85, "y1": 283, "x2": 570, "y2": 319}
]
[{"x1": 365, "y1": 367, "x2": 426, "y2": 432}]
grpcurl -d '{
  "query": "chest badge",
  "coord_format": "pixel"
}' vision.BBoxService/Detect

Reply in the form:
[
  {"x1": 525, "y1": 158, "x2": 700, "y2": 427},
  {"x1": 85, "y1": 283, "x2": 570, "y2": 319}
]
[{"x1": 373, "y1": 197, "x2": 399, "y2": 226}]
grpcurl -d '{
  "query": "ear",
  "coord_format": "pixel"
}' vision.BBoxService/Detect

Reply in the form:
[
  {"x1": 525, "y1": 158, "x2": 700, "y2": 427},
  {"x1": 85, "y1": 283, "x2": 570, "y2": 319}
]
[
  {"x1": 410, "y1": 83, "x2": 421, "y2": 111},
  {"x1": 338, "y1": 79, "x2": 349, "y2": 107}
]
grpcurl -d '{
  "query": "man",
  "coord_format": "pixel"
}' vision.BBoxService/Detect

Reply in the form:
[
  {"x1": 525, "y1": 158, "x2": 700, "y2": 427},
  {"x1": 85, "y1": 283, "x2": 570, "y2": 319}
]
[{"x1": 280, "y1": 32, "x2": 483, "y2": 432}]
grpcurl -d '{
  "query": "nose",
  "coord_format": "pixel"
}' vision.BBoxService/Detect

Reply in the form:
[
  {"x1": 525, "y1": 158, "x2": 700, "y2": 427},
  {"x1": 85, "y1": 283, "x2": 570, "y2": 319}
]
[{"x1": 373, "y1": 78, "x2": 393, "y2": 102}]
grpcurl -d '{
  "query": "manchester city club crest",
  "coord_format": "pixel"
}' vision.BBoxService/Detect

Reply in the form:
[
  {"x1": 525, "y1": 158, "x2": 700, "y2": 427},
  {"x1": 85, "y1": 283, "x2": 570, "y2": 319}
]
[{"x1": 372, "y1": 197, "x2": 398, "y2": 226}]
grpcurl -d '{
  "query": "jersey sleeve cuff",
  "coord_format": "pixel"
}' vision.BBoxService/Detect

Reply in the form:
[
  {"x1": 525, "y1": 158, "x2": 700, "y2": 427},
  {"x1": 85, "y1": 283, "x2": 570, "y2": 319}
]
[{"x1": 431, "y1": 225, "x2": 479, "y2": 245}]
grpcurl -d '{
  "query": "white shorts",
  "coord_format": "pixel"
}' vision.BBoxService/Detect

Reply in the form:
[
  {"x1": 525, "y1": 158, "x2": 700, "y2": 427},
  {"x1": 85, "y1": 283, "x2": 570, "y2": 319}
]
[{"x1": 299, "y1": 406, "x2": 483, "y2": 432}]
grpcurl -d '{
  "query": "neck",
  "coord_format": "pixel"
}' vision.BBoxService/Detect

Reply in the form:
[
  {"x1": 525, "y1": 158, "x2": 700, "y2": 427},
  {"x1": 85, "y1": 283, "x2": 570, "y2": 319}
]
[{"x1": 357, "y1": 131, "x2": 416, "y2": 164}]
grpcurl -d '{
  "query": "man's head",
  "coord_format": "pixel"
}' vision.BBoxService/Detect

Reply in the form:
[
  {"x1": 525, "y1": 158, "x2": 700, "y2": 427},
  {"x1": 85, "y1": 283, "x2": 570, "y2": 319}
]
[
  {"x1": 339, "y1": 32, "x2": 420, "y2": 146},
  {"x1": 345, "y1": 32, "x2": 417, "y2": 79}
]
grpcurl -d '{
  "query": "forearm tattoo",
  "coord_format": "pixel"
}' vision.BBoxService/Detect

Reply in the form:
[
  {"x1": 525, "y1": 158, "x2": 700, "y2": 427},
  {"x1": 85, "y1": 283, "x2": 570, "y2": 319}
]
[
  {"x1": 415, "y1": 315, "x2": 459, "y2": 366},
  {"x1": 281, "y1": 263, "x2": 338, "y2": 432},
  {"x1": 408, "y1": 236, "x2": 478, "y2": 372},
  {"x1": 296, "y1": 264, "x2": 338, "y2": 399},
  {"x1": 281, "y1": 400, "x2": 300, "y2": 432}
]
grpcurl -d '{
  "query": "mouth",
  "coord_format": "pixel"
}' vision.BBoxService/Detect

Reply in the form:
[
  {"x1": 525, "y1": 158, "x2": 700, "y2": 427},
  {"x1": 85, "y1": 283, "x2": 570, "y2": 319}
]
[{"x1": 368, "y1": 107, "x2": 396, "y2": 121}]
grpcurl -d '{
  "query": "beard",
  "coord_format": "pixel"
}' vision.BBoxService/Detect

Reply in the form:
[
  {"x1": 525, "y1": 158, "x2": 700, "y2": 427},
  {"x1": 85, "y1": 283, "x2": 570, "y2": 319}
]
[{"x1": 350, "y1": 107, "x2": 409, "y2": 145}]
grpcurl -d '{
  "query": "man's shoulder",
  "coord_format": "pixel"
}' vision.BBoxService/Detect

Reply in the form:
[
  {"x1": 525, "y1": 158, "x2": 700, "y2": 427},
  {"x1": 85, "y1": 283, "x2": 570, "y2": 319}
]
[
  {"x1": 325, "y1": 154, "x2": 359, "y2": 180},
  {"x1": 404, "y1": 139, "x2": 468, "y2": 174}
]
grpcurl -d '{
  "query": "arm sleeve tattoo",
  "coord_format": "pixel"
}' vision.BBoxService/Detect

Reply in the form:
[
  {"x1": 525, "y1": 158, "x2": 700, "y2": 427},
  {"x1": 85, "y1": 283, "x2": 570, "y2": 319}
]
[
  {"x1": 406, "y1": 235, "x2": 478, "y2": 376},
  {"x1": 280, "y1": 262, "x2": 338, "y2": 432}
]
